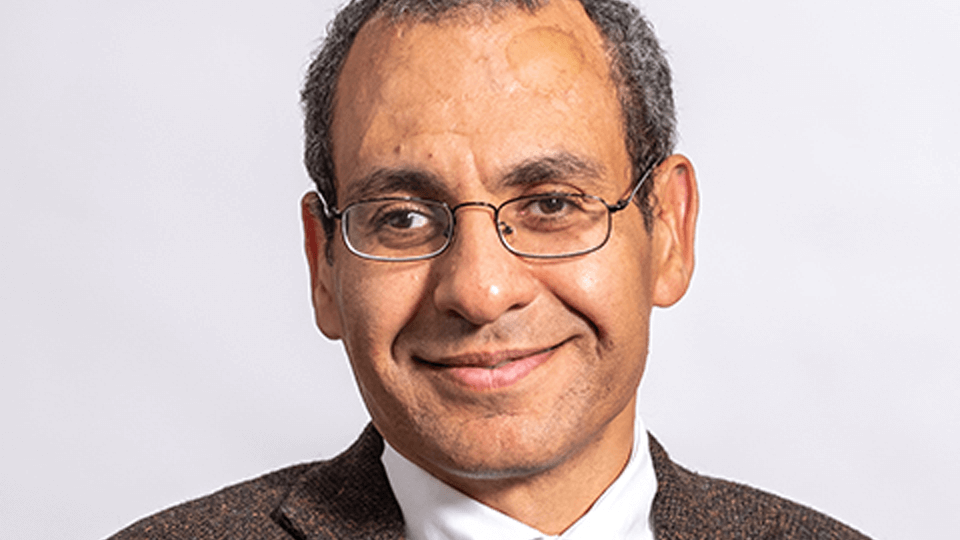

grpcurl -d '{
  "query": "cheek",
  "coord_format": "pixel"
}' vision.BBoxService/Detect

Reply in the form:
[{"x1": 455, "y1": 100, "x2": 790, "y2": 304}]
[
  {"x1": 334, "y1": 263, "x2": 430, "y2": 360},
  {"x1": 546, "y1": 236, "x2": 652, "y2": 347},
  {"x1": 573, "y1": 267, "x2": 599, "y2": 294},
  {"x1": 333, "y1": 264, "x2": 433, "y2": 421}
]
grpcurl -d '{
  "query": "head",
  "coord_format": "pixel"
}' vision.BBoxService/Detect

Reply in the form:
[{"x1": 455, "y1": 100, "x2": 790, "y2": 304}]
[
  {"x1": 303, "y1": 0, "x2": 677, "y2": 258},
  {"x1": 300, "y1": 0, "x2": 698, "y2": 513}
]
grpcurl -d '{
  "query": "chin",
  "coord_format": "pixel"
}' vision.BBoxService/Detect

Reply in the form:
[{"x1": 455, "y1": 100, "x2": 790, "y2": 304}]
[
  {"x1": 408, "y1": 413, "x2": 584, "y2": 483},
  {"x1": 432, "y1": 443, "x2": 570, "y2": 483}
]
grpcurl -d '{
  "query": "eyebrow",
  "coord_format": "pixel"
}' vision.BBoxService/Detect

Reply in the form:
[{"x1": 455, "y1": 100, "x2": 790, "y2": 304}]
[
  {"x1": 501, "y1": 152, "x2": 606, "y2": 190},
  {"x1": 342, "y1": 151, "x2": 606, "y2": 204},
  {"x1": 343, "y1": 168, "x2": 452, "y2": 205}
]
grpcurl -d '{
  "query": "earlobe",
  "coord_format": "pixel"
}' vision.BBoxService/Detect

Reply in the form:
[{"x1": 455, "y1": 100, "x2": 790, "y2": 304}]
[
  {"x1": 650, "y1": 155, "x2": 699, "y2": 307},
  {"x1": 302, "y1": 192, "x2": 344, "y2": 340}
]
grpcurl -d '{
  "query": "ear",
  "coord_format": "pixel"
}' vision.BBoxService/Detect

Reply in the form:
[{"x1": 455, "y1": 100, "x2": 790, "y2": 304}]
[
  {"x1": 301, "y1": 192, "x2": 344, "y2": 340},
  {"x1": 649, "y1": 154, "x2": 699, "y2": 307}
]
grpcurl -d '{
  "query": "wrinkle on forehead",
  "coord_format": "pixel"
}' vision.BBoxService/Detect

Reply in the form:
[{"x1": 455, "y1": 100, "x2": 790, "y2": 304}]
[{"x1": 332, "y1": 0, "x2": 622, "y2": 186}]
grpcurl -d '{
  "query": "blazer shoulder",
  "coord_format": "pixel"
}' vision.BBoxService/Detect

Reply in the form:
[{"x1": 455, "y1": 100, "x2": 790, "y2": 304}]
[
  {"x1": 107, "y1": 425, "x2": 402, "y2": 540},
  {"x1": 648, "y1": 434, "x2": 873, "y2": 540},
  {"x1": 107, "y1": 461, "x2": 316, "y2": 540}
]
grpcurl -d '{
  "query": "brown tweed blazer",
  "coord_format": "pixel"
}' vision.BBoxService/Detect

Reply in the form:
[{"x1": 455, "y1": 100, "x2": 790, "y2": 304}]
[{"x1": 109, "y1": 424, "x2": 871, "y2": 539}]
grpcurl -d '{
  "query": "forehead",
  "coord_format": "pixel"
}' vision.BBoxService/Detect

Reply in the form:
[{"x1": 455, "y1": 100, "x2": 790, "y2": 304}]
[{"x1": 332, "y1": 0, "x2": 628, "y2": 198}]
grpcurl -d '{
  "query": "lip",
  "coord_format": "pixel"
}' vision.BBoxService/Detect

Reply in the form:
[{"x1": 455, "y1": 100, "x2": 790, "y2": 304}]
[{"x1": 415, "y1": 341, "x2": 566, "y2": 391}]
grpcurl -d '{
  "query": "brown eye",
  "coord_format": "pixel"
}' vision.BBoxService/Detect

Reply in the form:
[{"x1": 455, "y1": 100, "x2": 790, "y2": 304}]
[
  {"x1": 376, "y1": 209, "x2": 431, "y2": 231},
  {"x1": 533, "y1": 197, "x2": 570, "y2": 215}
]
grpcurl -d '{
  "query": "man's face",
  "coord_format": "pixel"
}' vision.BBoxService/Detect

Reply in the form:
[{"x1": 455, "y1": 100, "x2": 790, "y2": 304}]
[{"x1": 306, "y1": 0, "x2": 691, "y2": 486}]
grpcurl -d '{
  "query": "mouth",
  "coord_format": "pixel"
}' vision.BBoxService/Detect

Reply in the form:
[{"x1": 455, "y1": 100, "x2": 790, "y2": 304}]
[{"x1": 414, "y1": 339, "x2": 569, "y2": 391}]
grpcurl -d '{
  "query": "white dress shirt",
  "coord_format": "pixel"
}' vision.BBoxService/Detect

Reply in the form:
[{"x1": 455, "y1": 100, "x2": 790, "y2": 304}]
[{"x1": 381, "y1": 405, "x2": 657, "y2": 540}]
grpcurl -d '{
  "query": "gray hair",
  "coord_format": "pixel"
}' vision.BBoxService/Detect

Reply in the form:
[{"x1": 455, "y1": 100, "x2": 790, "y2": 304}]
[{"x1": 302, "y1": 0, "x2": 676, "y2": 246}]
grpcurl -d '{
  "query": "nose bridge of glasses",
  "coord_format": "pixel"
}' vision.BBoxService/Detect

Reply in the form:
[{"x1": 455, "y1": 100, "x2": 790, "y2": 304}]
[
  {"x1": 444, "y1": 199, "x2": 527, "y2": 257},
  {"x1": 448, "y1": 200, "x2": 505, "y2": 238},
  {"x1": 449, "y1": 200, "x2": 505, "y2": 236},
  {"x1": 450, "y1": 200, "x2": 499, "y2": 216}
]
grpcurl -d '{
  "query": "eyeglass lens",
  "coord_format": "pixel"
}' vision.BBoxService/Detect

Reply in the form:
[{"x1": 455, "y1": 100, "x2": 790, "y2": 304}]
[{"x1": 341, "y1": 193, "x2": 613, "y2": 260}]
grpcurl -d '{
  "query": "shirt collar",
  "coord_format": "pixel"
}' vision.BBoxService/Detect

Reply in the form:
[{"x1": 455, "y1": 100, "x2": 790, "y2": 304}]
[{"x1": 381, "y1": 407, "x2": 657, "y2": 540}]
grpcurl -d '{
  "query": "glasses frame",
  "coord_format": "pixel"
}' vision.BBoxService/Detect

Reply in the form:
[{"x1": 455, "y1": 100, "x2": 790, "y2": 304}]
[{"x1": 316, "y1": 163, "x2": 657, "y2": 262}]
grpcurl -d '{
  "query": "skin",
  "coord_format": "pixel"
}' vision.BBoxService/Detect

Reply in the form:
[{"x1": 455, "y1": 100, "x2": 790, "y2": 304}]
[{"x1": 302, "y1": 0, "x2": 699, "y2": 533}]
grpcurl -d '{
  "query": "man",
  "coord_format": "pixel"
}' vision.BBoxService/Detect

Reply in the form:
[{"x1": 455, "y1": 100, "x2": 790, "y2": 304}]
[{"x1": 110, "y1": 0, "x2": 871, "y2": 538}]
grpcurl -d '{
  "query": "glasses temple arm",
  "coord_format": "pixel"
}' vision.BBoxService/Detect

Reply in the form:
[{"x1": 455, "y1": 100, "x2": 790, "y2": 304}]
[
  {"x1": 314, "y1": 190, "x2": 341, "y2": 220},
  {"x1": 608, "y1": 158, "x2": 660, "y2": 212}
]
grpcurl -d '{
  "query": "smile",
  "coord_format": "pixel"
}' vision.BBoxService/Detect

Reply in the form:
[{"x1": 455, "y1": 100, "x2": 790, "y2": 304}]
[{"x1": 414, "y1": 340, "x2": 569, "y2": 391}]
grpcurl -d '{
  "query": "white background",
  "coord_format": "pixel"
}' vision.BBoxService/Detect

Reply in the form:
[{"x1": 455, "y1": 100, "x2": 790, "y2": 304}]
[{"x1": 2, "y1": 1, "x2": 957, "y2": 538}]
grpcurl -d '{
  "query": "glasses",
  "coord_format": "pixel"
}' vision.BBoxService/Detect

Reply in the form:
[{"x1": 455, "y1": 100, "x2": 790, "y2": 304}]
[{"x1": 316, "y1": 166, "x2": 655, "y2": 262}]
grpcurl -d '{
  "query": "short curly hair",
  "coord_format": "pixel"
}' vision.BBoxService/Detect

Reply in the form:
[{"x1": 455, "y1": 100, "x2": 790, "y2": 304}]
[{"x1": 302, "y1": 0, "x2": 676, "y2": 247}]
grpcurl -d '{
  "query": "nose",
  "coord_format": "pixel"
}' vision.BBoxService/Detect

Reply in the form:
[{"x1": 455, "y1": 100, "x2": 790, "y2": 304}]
[{"x1": 431, "y1": 205, "x2": 538, "y2": 326}]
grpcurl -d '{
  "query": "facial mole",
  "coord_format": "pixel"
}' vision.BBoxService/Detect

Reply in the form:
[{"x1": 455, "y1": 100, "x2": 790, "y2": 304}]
[{"x1": 505, "y1": 27, "x2": 585, "y2": 93}]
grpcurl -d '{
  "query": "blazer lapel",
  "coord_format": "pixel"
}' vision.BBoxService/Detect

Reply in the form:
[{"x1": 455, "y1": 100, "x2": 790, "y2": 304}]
[{"x1": 275, "y1": 424, "x2": 405, "y2": 540}]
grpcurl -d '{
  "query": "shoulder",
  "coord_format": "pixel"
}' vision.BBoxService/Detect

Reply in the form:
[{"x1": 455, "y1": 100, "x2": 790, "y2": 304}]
[
  {"x1": 108, "y1": 425, "x2": 403, "y2": 540},
  {"x1": 648, "y1": 434, "x2": 872, "y2": 540},
  {"x1": 107, "y1": 462, "x2": 312, "y2": 539}
]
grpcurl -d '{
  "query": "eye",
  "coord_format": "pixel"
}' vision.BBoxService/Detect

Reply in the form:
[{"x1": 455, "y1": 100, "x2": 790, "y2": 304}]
[
  {"x1": 343, "y1": 198, "x2": 451, "y2": 255},
  {"x1": 377, "y1": 208, "x2": 431, "y2": 231},
  {"x1": 520, "y1": 193, "x2": 584, "y2": 218},
  {"x1": 502, "y1": 193, "x2": 586, "y2": 232},
  {"x1": 529, "y1": 196, "x2": 575, "y2": 216},
  {"x1": 364, "y1": 199, "x2": 441, "y2": 232},
  {"x1": 362, "y1": 199, "x2": 449, "y2": 249}
]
